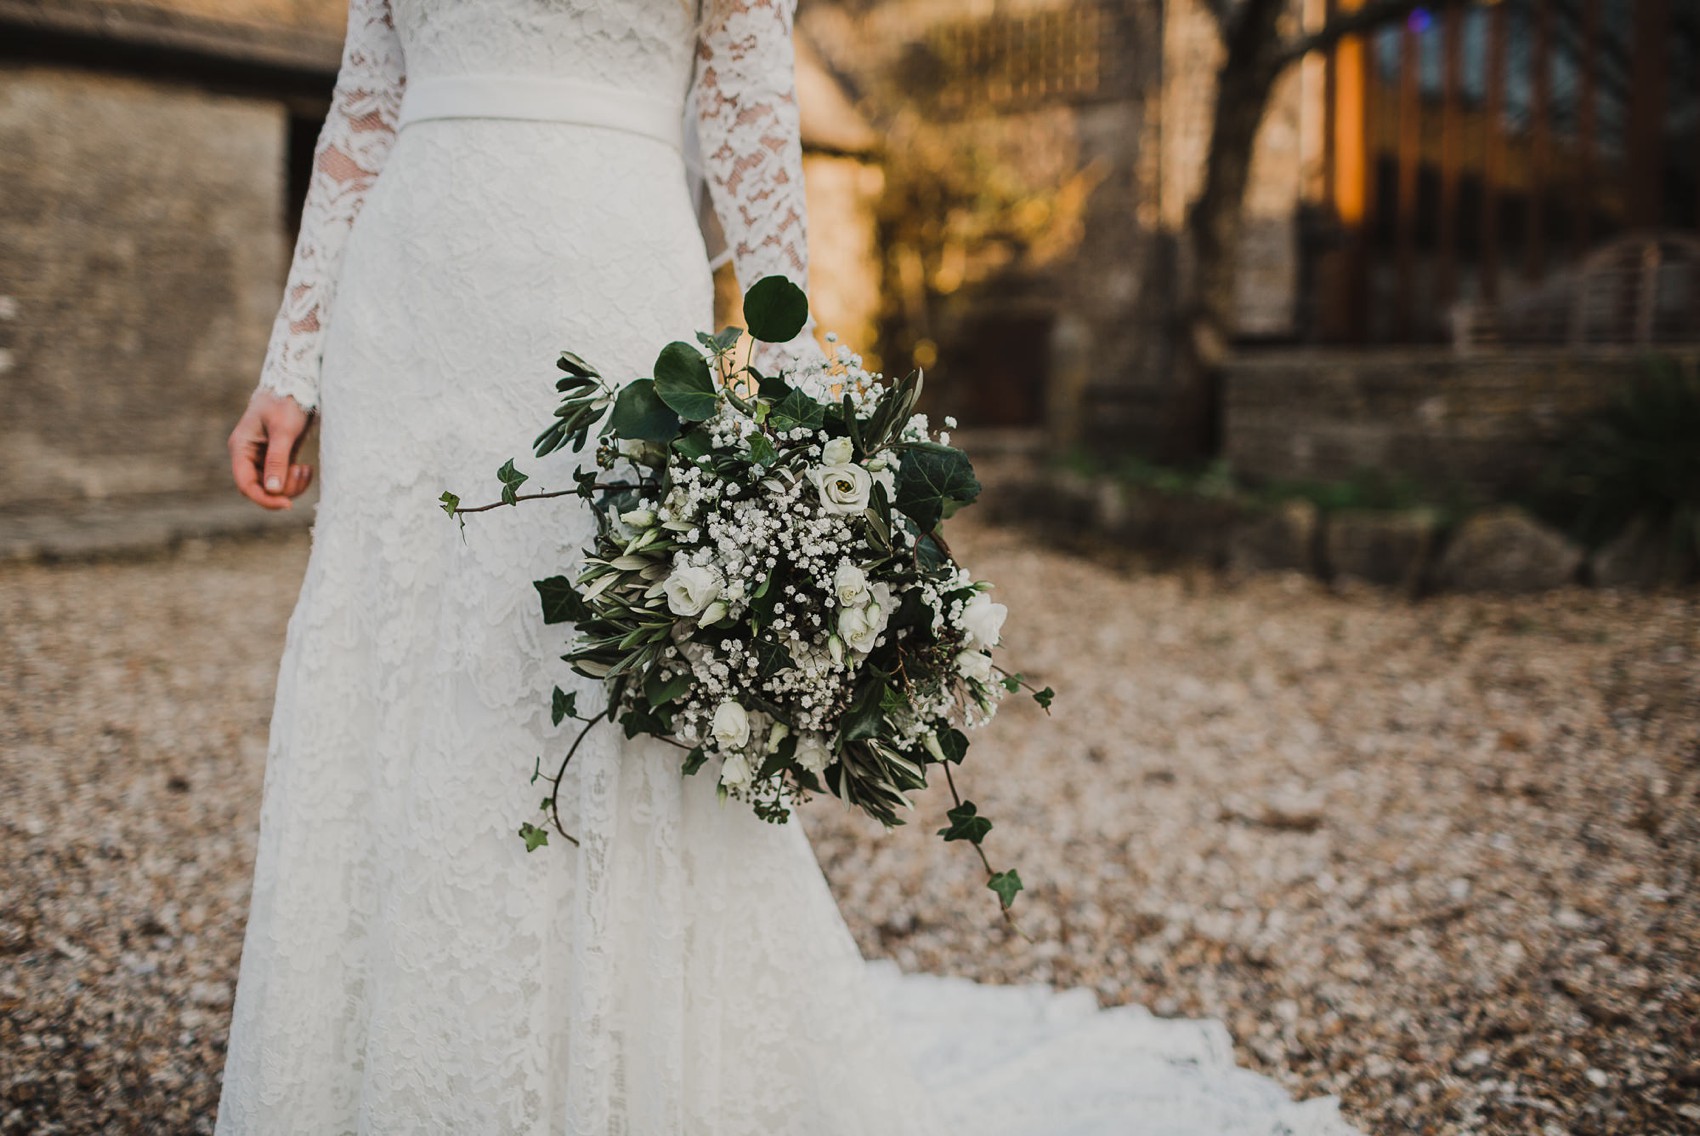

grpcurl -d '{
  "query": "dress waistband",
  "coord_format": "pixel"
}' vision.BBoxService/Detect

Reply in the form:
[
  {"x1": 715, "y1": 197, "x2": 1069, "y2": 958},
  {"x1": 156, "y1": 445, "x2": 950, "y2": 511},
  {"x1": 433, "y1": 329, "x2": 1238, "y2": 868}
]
[{"x1": 396, "y1": 75, "x2": 684, "y2": 152}]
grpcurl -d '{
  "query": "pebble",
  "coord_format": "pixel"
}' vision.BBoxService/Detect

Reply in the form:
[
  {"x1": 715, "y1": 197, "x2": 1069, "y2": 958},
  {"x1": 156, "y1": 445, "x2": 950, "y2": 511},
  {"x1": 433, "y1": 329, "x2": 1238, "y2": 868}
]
[{"x1": 3, "y1": 521, "x2": 1697, "y2": 1135}]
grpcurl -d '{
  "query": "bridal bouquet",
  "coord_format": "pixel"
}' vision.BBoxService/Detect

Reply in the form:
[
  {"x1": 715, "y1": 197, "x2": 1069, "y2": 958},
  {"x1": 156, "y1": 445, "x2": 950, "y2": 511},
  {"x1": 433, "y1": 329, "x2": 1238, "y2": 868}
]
[{"x1": 442, "y1": 277, "x2": 1050, "y2": 916}]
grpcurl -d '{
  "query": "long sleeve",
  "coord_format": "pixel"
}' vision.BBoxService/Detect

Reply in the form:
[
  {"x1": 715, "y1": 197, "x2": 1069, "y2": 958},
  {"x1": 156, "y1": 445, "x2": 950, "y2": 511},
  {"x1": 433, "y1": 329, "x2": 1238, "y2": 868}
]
[
  {"x1": 255, "y1": 0, "x2": 406, "y2": 413},
  {"x1": 690, "y1": 0, "x2": 825, "y2": 368}
]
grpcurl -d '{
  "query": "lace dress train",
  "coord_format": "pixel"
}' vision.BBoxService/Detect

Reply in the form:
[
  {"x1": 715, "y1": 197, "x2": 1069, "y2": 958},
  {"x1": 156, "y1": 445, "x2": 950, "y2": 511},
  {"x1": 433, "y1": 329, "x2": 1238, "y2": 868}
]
[{"x1": 214, "y1": 0, "x2": 1360, "y2": 1131}]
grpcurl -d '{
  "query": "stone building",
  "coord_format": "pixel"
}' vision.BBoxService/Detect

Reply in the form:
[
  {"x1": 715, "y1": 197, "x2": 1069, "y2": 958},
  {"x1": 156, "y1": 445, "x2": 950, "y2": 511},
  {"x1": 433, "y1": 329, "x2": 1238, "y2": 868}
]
[
  {"x1": 0, "y1": 0, "x2": 883, "y2": 517},
  {"x1": 798, "y1": 0, "x2": 1699, "y2": 473}
]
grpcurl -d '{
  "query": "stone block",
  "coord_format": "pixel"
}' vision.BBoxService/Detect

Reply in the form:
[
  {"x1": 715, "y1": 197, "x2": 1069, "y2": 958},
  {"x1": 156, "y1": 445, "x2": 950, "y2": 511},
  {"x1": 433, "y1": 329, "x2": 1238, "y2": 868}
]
[
  {"x1": 0, "y1": 66, "x2": 286, "y2": 509},
  {"x1": 1323, "y1": 509, "x2": 1437, "y2": 591},
  {"x1": 1228, "y1": 498, "x2": 1319, "y2": 575},
  {"x1": 1590, "y1": 517, "x2": 1700, "y2": 590},
  {"x1": 1434, "y1": 507, "x2": 1584, "y2": 593}
]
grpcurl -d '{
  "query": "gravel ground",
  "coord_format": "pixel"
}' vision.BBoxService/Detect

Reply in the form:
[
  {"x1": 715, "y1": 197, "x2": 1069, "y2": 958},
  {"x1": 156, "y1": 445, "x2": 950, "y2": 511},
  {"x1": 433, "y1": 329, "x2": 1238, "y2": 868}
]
[{"x1": 2, "y1": 523, "x2": 1696, "y2": 1135}]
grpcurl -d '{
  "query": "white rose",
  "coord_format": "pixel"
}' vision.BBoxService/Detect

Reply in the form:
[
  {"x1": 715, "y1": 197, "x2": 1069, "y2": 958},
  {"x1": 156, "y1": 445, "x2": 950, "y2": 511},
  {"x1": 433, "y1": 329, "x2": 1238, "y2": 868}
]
[
  {"x1": 664, "y1": 564, "x2": 722, "y2": 618},
  {"x1": 718, "y1": 751, "x2": 753, "y2": 790},
  {"x1": 958, "y1": 591, "x2": 1007, "y2": 650},
  {"x1": 820, "y1": 436, "x2": 854, "y2": 466},
  {"x1": 710, "y1": 700, "x2": 751, "y2": 751},
  {"x1": 811, "y1": 463, "x2": 873, "y2": 515},
  {"x1": 956, "y1": 649, "x2": 994, "y2": 684},
  {"x1": 838, "y1": 598, "x2": 889, "y2": 655},
  {"x1": 794, "y1": 733, "x2": 833, "y2": 774},
  {"x1": 834, "y1": 563, "x2": 870, "y2": 608}
]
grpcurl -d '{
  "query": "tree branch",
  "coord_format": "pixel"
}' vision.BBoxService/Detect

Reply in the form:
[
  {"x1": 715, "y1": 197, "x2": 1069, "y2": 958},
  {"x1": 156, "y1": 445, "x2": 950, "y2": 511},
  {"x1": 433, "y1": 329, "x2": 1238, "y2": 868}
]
[
  {"x1": 1200, "y1": 0, "x2": 1235, "y2": 34},
  {"x1": 1271, "y1": 0, "x2": 1425, "y2": 68}
]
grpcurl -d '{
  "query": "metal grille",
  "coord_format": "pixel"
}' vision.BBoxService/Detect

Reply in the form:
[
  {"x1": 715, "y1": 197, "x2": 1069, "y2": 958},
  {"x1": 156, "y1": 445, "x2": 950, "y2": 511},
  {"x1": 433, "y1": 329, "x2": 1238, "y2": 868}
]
[{"x1": 921, "y1": 4, "x2": 1129, "y2": 118}]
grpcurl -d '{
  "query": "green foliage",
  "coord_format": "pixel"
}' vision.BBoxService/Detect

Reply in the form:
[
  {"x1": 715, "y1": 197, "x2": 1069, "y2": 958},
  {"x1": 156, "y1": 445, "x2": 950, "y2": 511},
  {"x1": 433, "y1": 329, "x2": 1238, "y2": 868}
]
[
  {"x1": 894, "y1": 442, "x2": 981, "y2": 531},
  {"x1": 608, "y1": 379, "x2": 681, "y2": 442},
  {"x1": 518, "y1": 822, "x2": 549, "y2": 852},
  {"x1": 438, "y1": 490, "x2": 459, "y2": 515},
  {"x1": 653, "y1": 341, "x2": 718, "y2": 421},
  {"x1": 743, "y1": 275, "x2": 809, "y2": 343},
  {"x1": 938, "y1": 800, "x2": 992, "y2": 844},
  {"x1": 535, "y1": 576, "x2": 589, "y2": 625},
  {"x1": 497, "y1": 459, "x2": 528, "y2": 506},
  {"x1": 769, "y1": 386, "x2": 825, "y2": 435},
  {"x1": 987, "y1": 869, "x2": 1023, "y2": 909},
  {"x1": 1533, "y1": 355, "x2": 1700, "y2": 554},
  {"x1": 1032, "y1": 687, "x2": 1054, "y2": 710},
  {"x1": 551, "y1": 686, "x2": 577, "y2": 726}
]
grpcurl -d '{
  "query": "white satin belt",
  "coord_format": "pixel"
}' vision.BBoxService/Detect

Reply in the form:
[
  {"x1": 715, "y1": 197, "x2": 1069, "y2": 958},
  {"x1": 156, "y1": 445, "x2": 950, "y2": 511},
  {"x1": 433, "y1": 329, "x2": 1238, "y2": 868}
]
[{"x1": 396, "y1": 75, "x2": 684, "y2": 152}]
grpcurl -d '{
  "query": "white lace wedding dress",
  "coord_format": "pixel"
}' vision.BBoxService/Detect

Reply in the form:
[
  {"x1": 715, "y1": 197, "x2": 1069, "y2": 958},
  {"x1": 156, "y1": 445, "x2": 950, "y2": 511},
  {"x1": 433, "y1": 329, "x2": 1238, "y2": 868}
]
[{"x1": 215, "y1": 0, "x2": 1361, "y2": 1131}]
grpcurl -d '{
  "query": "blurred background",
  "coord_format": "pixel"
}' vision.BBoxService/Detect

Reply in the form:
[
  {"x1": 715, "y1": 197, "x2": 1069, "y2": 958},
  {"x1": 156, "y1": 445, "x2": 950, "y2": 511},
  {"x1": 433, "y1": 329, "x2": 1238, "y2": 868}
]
[
  {"x1": 2, "y1": 1, "x2": 1698, "y2": 1133},
  {"x1": 3, "y1": 0, "x2": 1699, "y2": 578}
]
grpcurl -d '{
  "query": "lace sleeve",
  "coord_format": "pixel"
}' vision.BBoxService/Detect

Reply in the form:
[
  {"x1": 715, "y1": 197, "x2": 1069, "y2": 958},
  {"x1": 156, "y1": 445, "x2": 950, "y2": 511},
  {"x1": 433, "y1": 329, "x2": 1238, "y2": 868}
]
[
  {"x1": 691, "y1": 0, "x2": 825, "y2": 368},
  {"x1": 255, "y1": 0, "x2": 406, "y2": 413}
]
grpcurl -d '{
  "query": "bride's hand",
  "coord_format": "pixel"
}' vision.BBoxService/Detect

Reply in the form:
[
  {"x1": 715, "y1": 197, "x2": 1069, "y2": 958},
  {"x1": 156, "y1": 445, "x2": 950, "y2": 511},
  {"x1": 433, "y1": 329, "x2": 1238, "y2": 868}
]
[{"x1": 229, "y1": 389, "x2": 316, "y2": 510}]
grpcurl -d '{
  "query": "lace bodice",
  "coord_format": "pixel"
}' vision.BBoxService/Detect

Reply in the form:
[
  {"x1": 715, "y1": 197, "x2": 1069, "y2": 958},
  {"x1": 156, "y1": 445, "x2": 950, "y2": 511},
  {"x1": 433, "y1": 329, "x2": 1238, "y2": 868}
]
[{"x1": 257, "y1": 0, "x2": 814, "y2": 412}]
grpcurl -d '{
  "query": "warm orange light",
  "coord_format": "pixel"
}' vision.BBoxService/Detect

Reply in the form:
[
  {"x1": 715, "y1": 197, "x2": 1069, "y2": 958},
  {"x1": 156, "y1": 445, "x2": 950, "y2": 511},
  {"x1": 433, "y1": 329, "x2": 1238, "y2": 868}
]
[{"x1": 1333, "y1": 0, "x2": 1367, "y2": 224}]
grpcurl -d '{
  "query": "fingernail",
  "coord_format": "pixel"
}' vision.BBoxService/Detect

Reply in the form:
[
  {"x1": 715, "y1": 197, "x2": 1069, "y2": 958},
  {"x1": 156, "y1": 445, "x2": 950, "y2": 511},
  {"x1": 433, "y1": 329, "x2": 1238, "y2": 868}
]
[{"x1": 265, "y1": 476, "x2": 282, "y2": 491}]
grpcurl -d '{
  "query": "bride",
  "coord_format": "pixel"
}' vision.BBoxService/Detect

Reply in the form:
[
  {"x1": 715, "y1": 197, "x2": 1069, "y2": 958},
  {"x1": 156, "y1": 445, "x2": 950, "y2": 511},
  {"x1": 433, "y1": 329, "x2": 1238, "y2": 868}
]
[{"x1": 220, "y1": 0, "x2": 1359, "y2": 1131}]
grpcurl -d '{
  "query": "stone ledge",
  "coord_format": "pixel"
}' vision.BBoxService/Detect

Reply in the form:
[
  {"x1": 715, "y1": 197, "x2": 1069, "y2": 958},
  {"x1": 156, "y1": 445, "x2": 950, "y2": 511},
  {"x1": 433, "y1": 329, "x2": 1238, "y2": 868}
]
[
  {"x1": 993, "y1": 467, "x2": 1692, "y2": 595},
  {"x1": 0, "y1": 490, "x2": 314, "y2": 564}
]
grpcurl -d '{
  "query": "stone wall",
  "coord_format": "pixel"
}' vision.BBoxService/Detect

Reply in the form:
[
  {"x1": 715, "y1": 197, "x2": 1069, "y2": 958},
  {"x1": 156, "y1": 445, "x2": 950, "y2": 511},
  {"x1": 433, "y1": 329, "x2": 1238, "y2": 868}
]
[
  {"x1": 0, "y1": 63, "x2": 285, "y2": 511},
  {"x1": 1222, "y1": 348, "x2": 1700, "y2": 497}
]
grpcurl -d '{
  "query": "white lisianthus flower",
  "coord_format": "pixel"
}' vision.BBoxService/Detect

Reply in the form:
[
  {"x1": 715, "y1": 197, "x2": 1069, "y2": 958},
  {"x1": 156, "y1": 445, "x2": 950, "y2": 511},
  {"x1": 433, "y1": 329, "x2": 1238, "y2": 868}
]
[
  {"x1": 620, "y1": 507, "x2": 657, "y2": 530},
  {"x1": 664, "y1": 564, "x2": 722, "y2": 617},
  {"x1": 834, "y1": 563, "x2": 870, "y2": 608},
  {"x1": 794, "y1": 733, "x2": 832, "y2": 774},
  {"x1": 710, "y1": 700, "x2": 751, "y2": 751},
  {"x1": 958, "y1": 591, "x2": 1008, "y2": 650},
  {"x1": 766, "y1": 720, "x2": 791, "y2": 753},
  {"x1": 820, "y1": 436, "x2": 854, "y2": 466},
  {"x1": 810, "y1": 463, "x2": 873, "y2": 515},
  {"x1": 718, "y1": 751, "x2": 753, "y2": 790},
  {"x1": 956, "y1": 649, "x2": 994, "y2": 684}
]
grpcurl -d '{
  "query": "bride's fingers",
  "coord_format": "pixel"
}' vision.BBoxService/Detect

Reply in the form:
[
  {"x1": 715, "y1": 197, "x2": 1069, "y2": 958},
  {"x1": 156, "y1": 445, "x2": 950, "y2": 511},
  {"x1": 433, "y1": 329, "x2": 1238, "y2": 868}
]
[
  {"x1": 286, "y1": 463, "x2": 315, "y2": 498},
  {"x1": 230, "y1": 410, "x2": 292, "y2": 510}
]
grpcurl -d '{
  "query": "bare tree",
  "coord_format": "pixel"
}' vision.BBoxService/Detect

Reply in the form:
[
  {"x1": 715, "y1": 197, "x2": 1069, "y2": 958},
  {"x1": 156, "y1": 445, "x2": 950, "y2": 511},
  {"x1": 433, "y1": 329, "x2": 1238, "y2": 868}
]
[{"x1": 1161, "y1": 0, "x2": 1423, "y2": 466}]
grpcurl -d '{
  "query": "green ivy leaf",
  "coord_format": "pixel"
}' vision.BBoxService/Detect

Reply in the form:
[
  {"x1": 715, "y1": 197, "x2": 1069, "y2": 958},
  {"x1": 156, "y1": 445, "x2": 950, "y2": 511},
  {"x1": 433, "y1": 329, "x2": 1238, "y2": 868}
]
[
  {"x1": 894, "y1": 442, "x2": 980, "y2": 531},
  {"x1": 769, "y1": 387, "x2": 826, "y2": 435},
  {"x1": 937, "y1": 800, "x2": 992, "y2": 844},
  {"x1": 535, "y1": 576, "x2": 589, "y2": 625},
  {"x1": 551, "y1": 686, "x2": 578, "y2": 726},
  {"x1": 1033, "y1": 686, "x2": 1055, "y2": 710},
  {"x1": 743, "y1": 275, "x2": 809, "y2": 343},
  {"x1": 438, "y1": 490, "x2": 459, "y2": 516},
  {"x1": 748, "y1": 433, "x2": 779, "y2": 467},
  {"x1": 682, "y1": 746, "x2": 708, "y2": 776},
  {"x1": 987, "y1": 869, "x2": 1024, "y2": 909},
  {"x1": 608, "y1": 378, "x2": 681, "y2": 443},
  {"x1": 1000, "y1": 673, "x2": 1023, "y2": 693},
  {"x1": 653, "y1": 342, "x2": 718, "y2": 421},
  {"x1": 497, "y1": 458, "x2": 529, "y2": 506},
  {"x1": 518, "y1": 822, "x2": 550, "y2": 852},
  {"x1": 937, "y1": 726, "x2": 969, "y2": 764}
]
